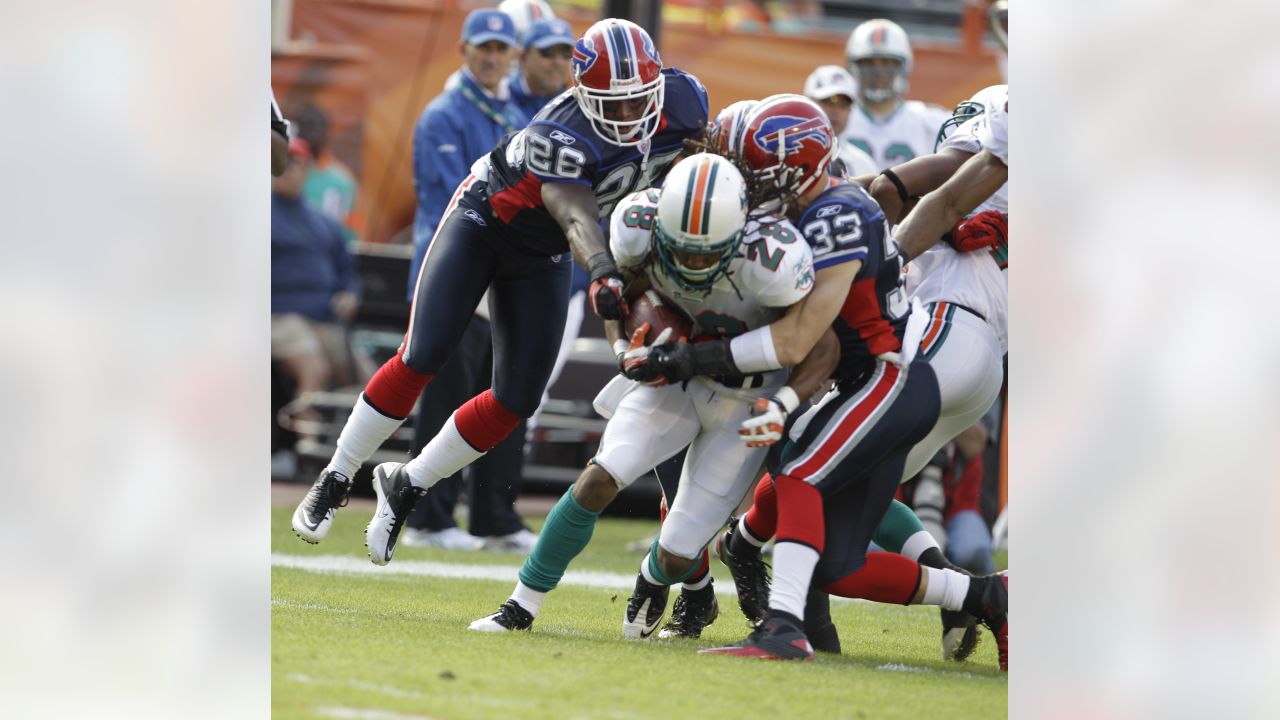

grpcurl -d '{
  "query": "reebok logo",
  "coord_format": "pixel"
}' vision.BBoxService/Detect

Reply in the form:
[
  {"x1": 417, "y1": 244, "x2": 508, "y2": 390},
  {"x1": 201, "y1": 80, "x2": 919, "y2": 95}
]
[
  {"x1": 815, "y1": 204, "x2": 842, "y2": 219},
  {"x1": 549, "y1": 130, "x2": 576, "y2": 145}
]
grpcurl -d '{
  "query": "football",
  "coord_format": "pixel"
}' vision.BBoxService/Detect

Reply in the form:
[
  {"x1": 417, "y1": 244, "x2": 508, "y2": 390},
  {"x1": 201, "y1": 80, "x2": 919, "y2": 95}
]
[{"x1": 624, "y1": 289, "x2": 696, "y2": 344}]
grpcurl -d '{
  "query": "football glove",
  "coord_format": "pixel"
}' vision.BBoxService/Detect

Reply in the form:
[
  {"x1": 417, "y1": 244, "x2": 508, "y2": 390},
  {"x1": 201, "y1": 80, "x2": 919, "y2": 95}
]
[
  {"x1": 637, "y1": 338, "x2": 739, "y2": 384},
  {"x1": 738, "y1": 387, "x2": 800, "y2": 447},
  {"x1": 589, "y1": 272, "x2": 628, "y2": 321},
  {"x1": 944, "y1": 210, "x2": 1007, "y2": 253},
  {"x1": 619, "y1": 323, "x2": 674, "y2": 386}
]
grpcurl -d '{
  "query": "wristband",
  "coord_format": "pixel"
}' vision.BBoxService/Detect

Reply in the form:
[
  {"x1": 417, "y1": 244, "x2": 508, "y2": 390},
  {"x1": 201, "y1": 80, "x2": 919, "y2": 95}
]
[
  {"x1": 613, "y1": 339, "x2": 630, "y2": 357},
  {"x1": 880, "y1": 168, "x2": 910, "y2": 205},
  {"x1": 585, "y1": 252, "x2": 619, "y2": 281},
  {"x1": 728, "y1": 326, "x2": 781, "y2": 373},
  {"x1": 773, "y1": 386, "x2": 801, "y2": 414}
]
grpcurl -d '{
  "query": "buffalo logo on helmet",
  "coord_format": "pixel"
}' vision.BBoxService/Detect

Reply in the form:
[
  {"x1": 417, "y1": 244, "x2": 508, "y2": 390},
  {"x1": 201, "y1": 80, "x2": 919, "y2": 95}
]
[
  {"x1": 573, "y1": 21, "x2": 661, "y2": 86},
  {"x1": 571, "y1": 36, "x2": 598, "y2": 78},
  {"x1": 752, "y1": 115, "x2": 832, "y2": 157}
]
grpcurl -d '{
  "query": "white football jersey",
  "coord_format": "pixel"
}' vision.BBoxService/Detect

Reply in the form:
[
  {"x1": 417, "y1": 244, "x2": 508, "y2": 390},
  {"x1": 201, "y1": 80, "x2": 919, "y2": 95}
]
[
  {"x1": 835, "y1": 139, "x2": 879, "y2": 179},
  {"x1": 977, "y1": 90, "x2": 1008, "y2": 166},
  {"x1": 610, "y1": 188, "x2": 816, "y2": 339},
  {"x1": 908, "y1": 87, "x2": 1009, "y2": 353},
  {"x1": 840, "y1": 100, "x2": 951, "y2": 171},
  {"x1": 940, "y1": 86, "x2": 1008, "y2": 216}
]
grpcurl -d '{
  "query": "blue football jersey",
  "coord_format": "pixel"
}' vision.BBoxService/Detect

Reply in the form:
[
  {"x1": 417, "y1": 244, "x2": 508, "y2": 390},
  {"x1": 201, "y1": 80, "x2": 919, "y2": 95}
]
[
  {"x1": 796, "y1": 180, "x2": 908, "y2": 381},
  {"x1": 483, "y1": 68, "x2": 709, "y2": 255}
]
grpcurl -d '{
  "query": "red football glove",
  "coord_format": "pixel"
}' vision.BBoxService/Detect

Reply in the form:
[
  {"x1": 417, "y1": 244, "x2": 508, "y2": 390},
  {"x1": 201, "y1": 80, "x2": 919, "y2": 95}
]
[
  {"x1": 946, "y1": 210, "x2": 1007, "y2": 253},
  {"x1": 589, "y1": 273, "x2": 629, "y2": 321}
]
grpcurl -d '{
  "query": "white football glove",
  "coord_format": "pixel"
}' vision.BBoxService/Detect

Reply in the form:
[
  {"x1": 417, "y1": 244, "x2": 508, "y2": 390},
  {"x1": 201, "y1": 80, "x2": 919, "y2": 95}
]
[{"x1": 738, "y1": 386, "x2": 801, "y2": 447}]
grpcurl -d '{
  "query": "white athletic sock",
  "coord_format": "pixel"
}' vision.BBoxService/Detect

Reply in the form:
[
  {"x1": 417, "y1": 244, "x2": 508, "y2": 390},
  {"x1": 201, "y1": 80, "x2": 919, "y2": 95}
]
[
  {"x1": 639, "y1": 553, "x2": 661, "y2": 586},
  {"x1": 511, "y1": 581, "x2": 547, "y2": 618},
  {"x1": 901, "y1": 530, "x2": 941, "y2": 563},
  {"x1": 682, "y1": 572, "x2": 711, "y2": 591},
  {"x1": 404, "y1": 415, "x2": 485, "y2": 490},
  {"x1": 921, "y1": 567, "x2": 971, "y2": 611},
  {"x1": 327, "y1": 396, "x2": 405, "y2": 478},
  {"x1": 738, "y1": 516, "x2": 767, "y2": 547},
  {"x1": 768, "y1": 541, "x2": 819, "y2": 620}
]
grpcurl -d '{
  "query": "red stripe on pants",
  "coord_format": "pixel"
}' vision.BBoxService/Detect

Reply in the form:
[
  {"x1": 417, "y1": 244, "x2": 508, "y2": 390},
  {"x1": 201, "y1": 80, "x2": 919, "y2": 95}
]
[{"x1": 788, "y1": 363, "x2": 900, "y2": 481}]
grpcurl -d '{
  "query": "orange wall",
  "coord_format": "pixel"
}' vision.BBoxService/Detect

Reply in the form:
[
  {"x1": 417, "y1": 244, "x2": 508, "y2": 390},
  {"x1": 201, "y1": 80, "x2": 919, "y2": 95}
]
[{"x1": 272, "y1": 0, "x2": 1003, "y2": 244}]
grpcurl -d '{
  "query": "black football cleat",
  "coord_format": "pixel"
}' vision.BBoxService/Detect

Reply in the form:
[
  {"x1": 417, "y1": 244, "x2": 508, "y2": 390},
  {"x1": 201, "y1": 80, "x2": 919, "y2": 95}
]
[
  {"x1": 658, "y1": 582, "x2": 720, "y2": 639},
  {"x1": 940, "y1": 609, "x2": 982, "y2": 661},
  {"x1": 716, "y1": 522, "x2": 771, "y2": 624},
  {"x1": 292, "y1": 469, "x2": 352, "y2": 543},
  {"x1": 699, "y1": 611, "x2": 814, "y2": 661},
  {"x1": 468, "y1": 599, "x2": 535, "y2": 633},
  {"x1": 973, "y1": 571, "x2": 1008, "y2": 671}
]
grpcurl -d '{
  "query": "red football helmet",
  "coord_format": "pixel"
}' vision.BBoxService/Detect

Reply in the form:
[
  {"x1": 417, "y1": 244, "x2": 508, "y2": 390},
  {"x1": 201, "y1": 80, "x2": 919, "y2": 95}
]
[
  {"x1": 571, "y1": 19, "x2": 664, "y2": 148},
  {"x1": 732, "y1": 93, "x2": 836, "y2": 206}
]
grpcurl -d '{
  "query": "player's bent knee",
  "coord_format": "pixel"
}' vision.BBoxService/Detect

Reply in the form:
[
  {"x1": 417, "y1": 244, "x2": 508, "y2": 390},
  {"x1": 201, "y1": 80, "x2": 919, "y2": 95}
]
[
  {"x1": 656, "y1": 546, "x2": 696, "y2": 579},
  {"x1": 572, "y1": 463, "x2": 620, "y2": 512}
]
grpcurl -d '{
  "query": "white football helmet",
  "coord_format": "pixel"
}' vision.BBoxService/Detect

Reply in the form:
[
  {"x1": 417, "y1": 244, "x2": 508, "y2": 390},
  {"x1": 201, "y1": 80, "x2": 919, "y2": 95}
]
[
  {"x1": 845, "y1": 19, "x2": 913, "y2": 104},
  {"x1": 654, "y1": 154, "x2": 749, "y2": 291},
  {"x1": 497, "y1": 0, "x2": 555, "y2": 41}
]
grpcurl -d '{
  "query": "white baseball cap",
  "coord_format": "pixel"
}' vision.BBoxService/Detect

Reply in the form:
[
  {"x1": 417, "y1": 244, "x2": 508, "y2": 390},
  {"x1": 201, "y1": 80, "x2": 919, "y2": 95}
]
[{"x1": 804, "y1": 65, "x2": 857, "y2": 102}]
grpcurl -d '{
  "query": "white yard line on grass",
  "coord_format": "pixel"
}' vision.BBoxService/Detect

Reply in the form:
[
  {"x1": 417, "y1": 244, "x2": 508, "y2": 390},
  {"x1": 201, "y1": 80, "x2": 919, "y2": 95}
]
[{"x1": 271, "y1": 553, "x2": 935, "y2": 613}]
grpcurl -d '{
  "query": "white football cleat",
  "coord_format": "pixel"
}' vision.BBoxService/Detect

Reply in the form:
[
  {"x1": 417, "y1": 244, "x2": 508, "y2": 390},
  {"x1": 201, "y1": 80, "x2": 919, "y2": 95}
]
[{"x1": 365, "y1": 463, "x2": 426, "y2": 565}]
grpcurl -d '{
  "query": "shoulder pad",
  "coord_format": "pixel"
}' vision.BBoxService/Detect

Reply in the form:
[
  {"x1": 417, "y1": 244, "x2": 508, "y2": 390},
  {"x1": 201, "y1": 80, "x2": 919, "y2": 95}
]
[{"x1": 608, "y1": 189, "x2": 659, "y2": 269}]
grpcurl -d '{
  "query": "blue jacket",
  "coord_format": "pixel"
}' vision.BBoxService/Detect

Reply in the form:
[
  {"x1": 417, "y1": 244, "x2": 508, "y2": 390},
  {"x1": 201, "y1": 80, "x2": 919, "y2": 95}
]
[
  {"x1": 509, "y1": 72, "x2": 565, "y2": 122},
  {"x1": 272, "y1": 194, "x2": 359, "y2": 321},
  {"x1": 409, "y1": 71, "x2": 528, "y2": 298}
]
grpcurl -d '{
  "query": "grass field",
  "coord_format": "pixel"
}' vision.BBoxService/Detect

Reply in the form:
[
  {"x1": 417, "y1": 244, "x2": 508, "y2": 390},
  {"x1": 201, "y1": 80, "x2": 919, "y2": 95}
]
[{"x1": 272, "y1": 499, "x2": 1007, "y2": 719}]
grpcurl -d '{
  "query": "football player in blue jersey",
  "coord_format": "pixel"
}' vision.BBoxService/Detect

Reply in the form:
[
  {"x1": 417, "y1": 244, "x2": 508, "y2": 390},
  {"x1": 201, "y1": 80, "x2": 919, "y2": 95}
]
[
  {"x1": 630, "y1": 95, "x2": 1008, "y2": 668},
  {"x1": 292, "y1": 18, "x2": 710, "y2": 568}
]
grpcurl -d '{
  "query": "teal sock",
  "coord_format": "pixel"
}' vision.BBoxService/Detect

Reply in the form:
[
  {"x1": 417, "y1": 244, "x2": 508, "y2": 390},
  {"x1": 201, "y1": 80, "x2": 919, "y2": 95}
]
[
  {"x1": 644, "y1": 538, "x2": 698, "y2": 585},
  {"x1": 518, "y1": 489, "x2": 601, "y2": 592},
  {"x1": 872, "y1": 499, "x2": 926, "y2": 554}
]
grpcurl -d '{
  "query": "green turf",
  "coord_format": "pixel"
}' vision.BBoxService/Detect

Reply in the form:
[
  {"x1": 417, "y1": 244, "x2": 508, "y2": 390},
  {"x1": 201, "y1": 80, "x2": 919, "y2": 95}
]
[{"x1": 273, "y1": 506, "x2": 1007, "y2": 719}]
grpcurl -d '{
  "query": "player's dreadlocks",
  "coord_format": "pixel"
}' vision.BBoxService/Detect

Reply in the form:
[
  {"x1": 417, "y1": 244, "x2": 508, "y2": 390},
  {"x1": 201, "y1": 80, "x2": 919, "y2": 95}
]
[{"x1": 682, "y1": 134, "x2": 788, "y2": 220}]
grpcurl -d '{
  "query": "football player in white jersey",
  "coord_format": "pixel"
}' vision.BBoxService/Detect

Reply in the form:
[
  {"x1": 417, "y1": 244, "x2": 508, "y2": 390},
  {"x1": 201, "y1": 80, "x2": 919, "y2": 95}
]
[
  {"x1": 865, "y1": 85, "x2": 1009, "y2": 659},
  {"x1": 891, "y1": 86, "x2": 1008, "y2": 258},
  {"x1": 842, "y1": 18, "x2": 951, "y2": 170},
  {"x1": 469, "y1": 153, "x2": 836, "y2": 637},
  {"x1": 803, "y1": 65, "x2": 878, "y2": 179}
]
